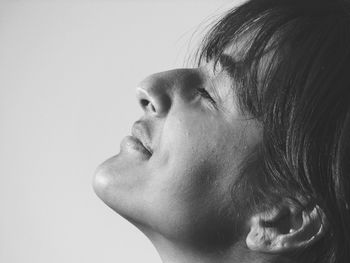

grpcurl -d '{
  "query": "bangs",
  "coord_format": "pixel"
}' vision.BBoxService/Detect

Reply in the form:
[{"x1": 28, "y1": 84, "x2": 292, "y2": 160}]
[
  {"x1": 196, "y1": 0, "x2": 350, "y2": 119},
  {"x1": 196, "y1": 2, "x2": 290, "y2": 118}
]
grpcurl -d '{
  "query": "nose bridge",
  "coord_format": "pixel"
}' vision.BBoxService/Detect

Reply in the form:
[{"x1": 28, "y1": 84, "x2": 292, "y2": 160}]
[{"x1": 136, "y1": 68, "x2": 201, "y2": 117}]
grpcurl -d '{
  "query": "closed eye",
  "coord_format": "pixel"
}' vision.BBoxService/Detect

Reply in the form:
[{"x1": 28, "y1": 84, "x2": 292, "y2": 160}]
[{"x1": 196, "y1": 87, "x2": 216, "y2": 105}]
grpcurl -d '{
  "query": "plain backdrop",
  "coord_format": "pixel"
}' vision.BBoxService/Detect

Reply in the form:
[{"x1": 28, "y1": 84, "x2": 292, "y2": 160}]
[{"x1": 0, "y1": 0, "x2": 243, "y2": 262}]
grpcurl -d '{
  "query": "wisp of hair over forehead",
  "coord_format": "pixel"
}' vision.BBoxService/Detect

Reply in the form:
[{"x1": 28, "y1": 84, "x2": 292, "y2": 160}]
[{"x1": 197, "y1": 0, "x2": 350, "y2": 262}]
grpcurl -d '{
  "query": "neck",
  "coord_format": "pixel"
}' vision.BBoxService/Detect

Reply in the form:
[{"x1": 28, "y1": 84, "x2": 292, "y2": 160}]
[{"x1": 148, "y1": 234, "x2": 273, "y2": 263}]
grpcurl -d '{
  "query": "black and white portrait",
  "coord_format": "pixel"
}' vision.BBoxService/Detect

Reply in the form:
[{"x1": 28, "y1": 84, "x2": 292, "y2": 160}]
[{"x1": 2, "y1": 1, "x2": 350, "y2": 263}]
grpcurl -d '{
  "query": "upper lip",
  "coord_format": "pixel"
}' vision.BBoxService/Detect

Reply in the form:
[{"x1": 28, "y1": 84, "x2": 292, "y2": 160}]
[{"x1": 131, "y1": 121, "x2": 153, "y2": 154}]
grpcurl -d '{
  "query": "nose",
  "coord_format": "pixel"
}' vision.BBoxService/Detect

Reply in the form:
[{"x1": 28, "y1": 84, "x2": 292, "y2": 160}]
[
  {"x1": 136, "y1": 72, "x2": 172, "y2": 117},
  {"x1": 136, "y1": 69, "x2": 203, "y2": 117}
]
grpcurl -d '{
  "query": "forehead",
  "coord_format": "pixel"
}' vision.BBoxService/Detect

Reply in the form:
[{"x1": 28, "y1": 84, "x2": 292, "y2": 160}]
[
  {"x1": 221, "y1": 31, "x2": 254, "y2": 60},
  {"x1": 201, "y1": 29, "x2": 280, "y2": 120},
  {"x1": 203, "y1": 22, "x2": 278, "y2": 72},
  {"x1": 218, "y1": 29, "x2": 278, "y2": 88},
  {"x1": 222, "y1": 28, "x2": 277, "y2": 63}
]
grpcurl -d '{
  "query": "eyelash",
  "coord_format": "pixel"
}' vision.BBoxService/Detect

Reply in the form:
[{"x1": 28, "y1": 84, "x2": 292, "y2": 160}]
[{"x1": 196, "y1": 87, "x2": 216, "y2": 105}]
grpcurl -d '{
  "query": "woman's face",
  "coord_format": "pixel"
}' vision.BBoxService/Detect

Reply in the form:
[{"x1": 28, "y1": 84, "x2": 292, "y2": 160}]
[{"x1": 93, "y1": 54, "x2": 261, "y2": 247}]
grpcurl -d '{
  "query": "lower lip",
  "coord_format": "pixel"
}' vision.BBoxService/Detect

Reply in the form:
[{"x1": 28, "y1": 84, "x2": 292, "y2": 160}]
[{"x1": 120, "y1": 136, "x2": 152, "y2": 158}]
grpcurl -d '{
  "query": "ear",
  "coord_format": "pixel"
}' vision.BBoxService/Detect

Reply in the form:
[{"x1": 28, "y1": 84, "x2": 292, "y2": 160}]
[{"x1": 246, "y1": 203, "x2": 328, "y2": 253}]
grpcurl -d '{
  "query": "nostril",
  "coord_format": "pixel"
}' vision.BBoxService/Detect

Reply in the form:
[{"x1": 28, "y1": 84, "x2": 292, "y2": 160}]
[
  {"x1": 150, "y1": 104, "x2": 156, "y2": 112},
  {"x1": 136, "y1": 84, "x2": 170, "y2": 116},
  {"x1": 140, "y1": 99, "x2": 156, "y2": 112},
  {"x1": 140, "y1": 99, "x2": 149, "y2": 108}
]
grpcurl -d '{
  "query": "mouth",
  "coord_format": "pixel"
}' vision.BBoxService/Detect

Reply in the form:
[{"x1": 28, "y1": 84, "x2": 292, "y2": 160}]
[
  {"x1": 130, "y1": 135, "x2": 153, "y2": 155},
  {"x1": 120, "y1": 135, "x2": 152, "y2": 158},
  {"x1": 131, "y1": 121, "x2": 153, "y2": 155}
]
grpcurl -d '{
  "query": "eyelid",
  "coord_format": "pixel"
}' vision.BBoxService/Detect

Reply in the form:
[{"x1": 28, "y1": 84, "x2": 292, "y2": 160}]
[{"x1": 196, "y1": 87, "x2": 217, "y2": 105}]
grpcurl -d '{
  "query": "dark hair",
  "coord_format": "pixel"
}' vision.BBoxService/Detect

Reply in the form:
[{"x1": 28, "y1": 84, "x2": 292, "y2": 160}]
[{"x1": 197, "y1": 0, "x2": 350, "y2": 262}]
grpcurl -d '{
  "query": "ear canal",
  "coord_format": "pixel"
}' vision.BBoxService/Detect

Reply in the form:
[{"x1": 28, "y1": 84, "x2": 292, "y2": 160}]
[{"x1": 246, "y1": 205, "x2": 327, "y2": 253}]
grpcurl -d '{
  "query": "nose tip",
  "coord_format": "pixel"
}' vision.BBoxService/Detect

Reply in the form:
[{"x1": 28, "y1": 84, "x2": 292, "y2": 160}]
[{"x1": 136, "y1": 76, "x2": 171, "y2": 117}]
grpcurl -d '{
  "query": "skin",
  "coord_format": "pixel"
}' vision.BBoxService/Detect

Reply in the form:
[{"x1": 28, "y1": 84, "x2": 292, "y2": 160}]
[
  {"x1": 93, "y1": 49, "x2": 264, "y2": 262},
  {"x1": 93, "y1": 30, "x2": 329, "y2": 262},
  {"x1": 93, "y1": 23, "x2": 327, "y2": 261}
]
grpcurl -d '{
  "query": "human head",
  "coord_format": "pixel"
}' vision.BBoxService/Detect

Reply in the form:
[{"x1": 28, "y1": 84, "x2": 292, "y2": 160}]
[
  {"x1": 94, "y1": 0, "x2": 350, "y2": 262},
  {"x1": 197, "y1": 0, "x2": 350, "y2": 262}
]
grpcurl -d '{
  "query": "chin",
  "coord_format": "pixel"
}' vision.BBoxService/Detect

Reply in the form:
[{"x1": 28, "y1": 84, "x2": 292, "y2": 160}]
[
  {"x1": 92, "y1": 155, "x2": 153, "y2": 224},
  {"x1": 92, "y1": 162, "x2": 117, "y2": 210},
  {"x1": 92, "y1": 156, "x2": 128, "y2": 212},
  {"x1": 92, "y1": 165, "x2": 108, "y2": 200}
]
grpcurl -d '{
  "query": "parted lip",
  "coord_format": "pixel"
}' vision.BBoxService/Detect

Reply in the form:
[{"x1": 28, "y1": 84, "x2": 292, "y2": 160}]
[{"x1": 131, "y1": 121, "x2": 153, "y2": 155}]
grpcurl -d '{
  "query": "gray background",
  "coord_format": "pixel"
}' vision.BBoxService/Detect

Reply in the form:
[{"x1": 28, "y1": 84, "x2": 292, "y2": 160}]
[{"x1": 0, "y1": 0, "x2": 242, "y2": 262}]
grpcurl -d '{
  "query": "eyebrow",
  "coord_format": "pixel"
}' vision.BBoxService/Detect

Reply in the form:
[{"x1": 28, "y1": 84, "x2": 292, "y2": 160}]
[{"x1": 217, "y1": 54, "x2": 240, "y2": 79}]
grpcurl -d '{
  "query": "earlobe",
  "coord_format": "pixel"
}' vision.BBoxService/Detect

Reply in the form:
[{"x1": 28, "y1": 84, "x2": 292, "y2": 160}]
[{"x1": 246, "y1": 204, "x2": 327, "y2": 253}]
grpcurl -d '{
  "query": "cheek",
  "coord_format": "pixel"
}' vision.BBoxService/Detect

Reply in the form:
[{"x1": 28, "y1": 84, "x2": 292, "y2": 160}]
[
  {"x1": 146, "y1": 123, "x2": 244, "y2": 243},
  {"x1": 151, "y1": 112, "x2": 240, "y2": 207}
]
